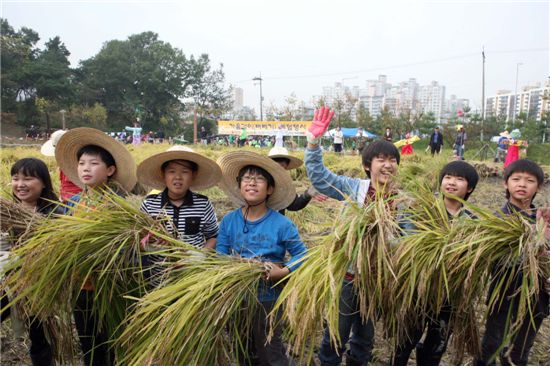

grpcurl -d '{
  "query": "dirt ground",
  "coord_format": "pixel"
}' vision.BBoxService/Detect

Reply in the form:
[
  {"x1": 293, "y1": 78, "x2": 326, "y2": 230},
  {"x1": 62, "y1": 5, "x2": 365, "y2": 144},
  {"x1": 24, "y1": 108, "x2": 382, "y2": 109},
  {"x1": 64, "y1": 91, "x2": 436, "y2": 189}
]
[{"x1": 1, "y1": 177, "x2": 549, "y2": 366}]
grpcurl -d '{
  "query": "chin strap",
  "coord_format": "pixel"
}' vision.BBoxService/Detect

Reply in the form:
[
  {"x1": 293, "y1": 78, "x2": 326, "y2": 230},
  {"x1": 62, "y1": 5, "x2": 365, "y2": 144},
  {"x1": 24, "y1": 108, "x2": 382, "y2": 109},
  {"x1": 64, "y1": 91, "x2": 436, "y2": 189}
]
[{"x1": 242, "y1": 199, "x2": 267, "y2": 233}]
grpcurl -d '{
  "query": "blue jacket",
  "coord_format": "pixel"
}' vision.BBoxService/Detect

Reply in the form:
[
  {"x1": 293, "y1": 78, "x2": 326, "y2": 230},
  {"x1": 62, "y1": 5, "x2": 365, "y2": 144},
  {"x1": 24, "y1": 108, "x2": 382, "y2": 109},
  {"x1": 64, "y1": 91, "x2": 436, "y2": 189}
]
[
  {"x1": 216, "y1": 208, "x2": 307, "y2": 302},
  {"x1": 305, "y1": 146, "x2": 371, "y2": 205}
]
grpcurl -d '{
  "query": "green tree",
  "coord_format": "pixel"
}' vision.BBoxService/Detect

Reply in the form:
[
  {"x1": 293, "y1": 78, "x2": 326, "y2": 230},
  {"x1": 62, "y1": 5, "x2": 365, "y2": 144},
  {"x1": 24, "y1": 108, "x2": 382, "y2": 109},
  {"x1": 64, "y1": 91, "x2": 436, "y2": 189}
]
[
  {"x1": 30, "y1": 36, "x2": 74, "y2": 131},
  {"x1": 415, "y1": 111, "x2": 436, "y2": 135},
  {"x1": 0, "y1": 19, "x2": 40, "y2": 120},
  {"x1": 356, "y1": 103, "x2": 374, "y2": 131}
]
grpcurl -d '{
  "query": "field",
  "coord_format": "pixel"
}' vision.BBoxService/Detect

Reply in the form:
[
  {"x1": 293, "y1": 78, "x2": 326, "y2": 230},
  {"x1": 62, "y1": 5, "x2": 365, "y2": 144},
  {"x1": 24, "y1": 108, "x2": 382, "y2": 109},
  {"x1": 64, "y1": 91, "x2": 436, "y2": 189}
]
[{"x1": 1, "y1": 142, "x2": 549, "y2": 365}]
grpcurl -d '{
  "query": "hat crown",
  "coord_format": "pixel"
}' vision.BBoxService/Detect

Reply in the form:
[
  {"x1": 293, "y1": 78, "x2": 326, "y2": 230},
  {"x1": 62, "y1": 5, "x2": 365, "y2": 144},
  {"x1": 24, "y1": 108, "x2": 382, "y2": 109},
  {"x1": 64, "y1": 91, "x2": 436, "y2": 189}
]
[
  {"x1": 268, "y1": 146, "x2": 290, "y2": 157},
  {"x1": 51, "y1": 130, "x2": 66, "y2": 147},
  {"x1": 167, "y1": 146, "x2": 195, "y2": 153}
]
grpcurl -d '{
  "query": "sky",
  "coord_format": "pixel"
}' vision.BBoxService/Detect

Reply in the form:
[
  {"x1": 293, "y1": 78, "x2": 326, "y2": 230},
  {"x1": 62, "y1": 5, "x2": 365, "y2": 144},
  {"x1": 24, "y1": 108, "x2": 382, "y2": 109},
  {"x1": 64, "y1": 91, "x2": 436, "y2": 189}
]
[{"x1": 3, "y1": 0, "x2": 549, "y2": 113}]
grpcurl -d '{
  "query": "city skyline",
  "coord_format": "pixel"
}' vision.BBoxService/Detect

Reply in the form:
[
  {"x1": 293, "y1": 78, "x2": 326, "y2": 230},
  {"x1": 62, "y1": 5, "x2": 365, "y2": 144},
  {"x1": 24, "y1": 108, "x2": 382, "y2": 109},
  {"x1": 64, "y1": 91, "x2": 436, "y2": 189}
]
[{"x1": 3, "y1": 0, "x2": 548, "y2": 112}]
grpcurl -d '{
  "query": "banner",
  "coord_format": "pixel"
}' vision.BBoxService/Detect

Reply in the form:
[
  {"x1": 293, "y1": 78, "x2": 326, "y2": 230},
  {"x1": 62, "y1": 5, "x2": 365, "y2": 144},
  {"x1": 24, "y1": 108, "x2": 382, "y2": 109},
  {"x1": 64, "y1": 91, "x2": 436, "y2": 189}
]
[{"x1": 217, "y1": 121, "x2": 311, "y2": 136}]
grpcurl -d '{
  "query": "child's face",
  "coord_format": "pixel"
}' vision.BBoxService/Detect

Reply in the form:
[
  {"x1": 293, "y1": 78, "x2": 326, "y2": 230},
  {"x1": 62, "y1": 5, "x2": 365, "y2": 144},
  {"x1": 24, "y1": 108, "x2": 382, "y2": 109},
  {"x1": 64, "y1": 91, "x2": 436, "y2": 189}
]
[
  {"x1": 11, "y1": 172, "x2": 44, "y2": 205},
  {"x1": 505, "y1": 171, "x2": 540, "y2": 206},
  {"x1": 440, "y1": 174, "x2": 470, "y2": 200},
  {"x1": 162, "y1": 161, "x2": 196, "y2": 197},
  {"x1": 77, "y1": 153, "x2": 116, "y2": 189},
  {"x1": 364, "y1": 154, "x2": 398, "y2": 188},
  {"x1": 239, "y1": 172, "x2": 274, "y2": 206}
]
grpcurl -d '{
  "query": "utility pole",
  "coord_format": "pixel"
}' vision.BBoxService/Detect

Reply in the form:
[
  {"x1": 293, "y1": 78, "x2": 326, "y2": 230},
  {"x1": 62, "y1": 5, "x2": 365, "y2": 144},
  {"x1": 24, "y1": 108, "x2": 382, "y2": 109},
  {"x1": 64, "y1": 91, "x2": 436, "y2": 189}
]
[
  {"x1": 193, "y1": 107, "x2": 198, "y2": 144},
  {"x1": 512, "y1": 62, "x2": 523, "y2": 127},
  {"x1": 481, "y1": 47, "x2": 485, "y2": 141},
  {"x1": 253, "y1": 74, "x2": 263, "y2": 121}
]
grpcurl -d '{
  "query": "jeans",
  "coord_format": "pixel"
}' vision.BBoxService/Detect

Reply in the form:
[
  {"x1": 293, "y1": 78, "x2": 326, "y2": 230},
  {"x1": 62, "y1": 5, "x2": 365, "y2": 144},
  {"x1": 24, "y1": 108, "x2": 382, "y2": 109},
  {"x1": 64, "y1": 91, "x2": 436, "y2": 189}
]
[
  {"x1": 475, "y1": 273, "x2": 549, "y2": 366},
  {"x1": 236, "y1": 300, "x2": 294, "y2": 366},
  {"x1": 392, "y1": 305, "x2": 452, "y2": 366},
  {"x1": 318, "y1": 280, "x2": 375, "y2": 366}
]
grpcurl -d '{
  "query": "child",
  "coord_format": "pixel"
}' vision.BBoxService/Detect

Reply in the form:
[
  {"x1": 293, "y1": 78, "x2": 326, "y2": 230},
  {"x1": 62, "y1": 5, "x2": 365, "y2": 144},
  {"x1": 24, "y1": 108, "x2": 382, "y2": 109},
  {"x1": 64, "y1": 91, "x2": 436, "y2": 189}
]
[
  {"x1": 392, "y1": 161, "x2": 479, "y2": 366},
  {"x1": 1, "y1": 158, "x2": 62, "y2": 365},
  {"x1": 305, "y1": 107, "x2": 401, "y2": 366},
  {"x1": 268, "y1": 146, "x2": 328, "y2": 216},
  {"x1": 475, "y1": 159, "x2": 549, "y2": 366},
  {"x1": 137, "y1": 146, "x2": 222, "y2": 287},
  {"x1": 216, "y1": 150, "x2": 307, "y2": 366},
  {"x1": 41, "y1": 129, "x2": 83, "y2": 202},
  {"x1": 55, "y1": 127, "x2": 137, "y2": 366}
]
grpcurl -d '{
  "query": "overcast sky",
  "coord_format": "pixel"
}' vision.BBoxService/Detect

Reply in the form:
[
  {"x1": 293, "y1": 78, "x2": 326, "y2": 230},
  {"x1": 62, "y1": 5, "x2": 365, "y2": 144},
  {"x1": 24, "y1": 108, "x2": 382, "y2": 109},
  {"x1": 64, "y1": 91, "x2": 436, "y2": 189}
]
[{"x1": 3, "y1": 0, "x2": 549, "y2": 113}]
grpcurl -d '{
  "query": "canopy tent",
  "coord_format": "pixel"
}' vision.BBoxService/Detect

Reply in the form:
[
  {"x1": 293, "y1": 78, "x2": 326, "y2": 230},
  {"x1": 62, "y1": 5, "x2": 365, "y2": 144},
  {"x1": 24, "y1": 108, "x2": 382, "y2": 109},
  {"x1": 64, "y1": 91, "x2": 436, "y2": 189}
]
[{"x1": 325, "y1": 128, "x2": 377, "y2": 139}]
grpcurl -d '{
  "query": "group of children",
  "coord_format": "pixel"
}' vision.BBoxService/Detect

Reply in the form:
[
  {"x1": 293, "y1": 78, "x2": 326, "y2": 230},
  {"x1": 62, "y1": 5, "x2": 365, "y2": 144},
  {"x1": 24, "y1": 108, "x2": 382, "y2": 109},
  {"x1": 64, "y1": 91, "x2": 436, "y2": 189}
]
[{"x1": 2, "y1": 107, "x2": 549, "y2": 366}]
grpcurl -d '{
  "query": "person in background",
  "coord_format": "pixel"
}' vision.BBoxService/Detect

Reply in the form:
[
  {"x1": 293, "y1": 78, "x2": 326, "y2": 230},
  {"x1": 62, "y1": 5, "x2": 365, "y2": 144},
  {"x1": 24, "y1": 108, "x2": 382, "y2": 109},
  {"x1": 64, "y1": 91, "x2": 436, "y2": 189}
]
[
  {"x1": 453, "y1": 125, "x2": 467, "y2": 160},
  {"x1": 429, "y1": 126, "x2": 444, "y2": 156},
  {"x1": 125, "y1": 121, "x2": 142, "y2": 145},
  {"x1": 384, "y1": 127, "x2": 393, "y2": 142},
  {"x1": 268, "y1": 146, "x2": 328, "y2": 216},
  {"x1": 200, "y1": 127, "x2": 208, "y2": 145},
  {"x1": 333, "y1": 126, "x2": 344, "y2": 155}
]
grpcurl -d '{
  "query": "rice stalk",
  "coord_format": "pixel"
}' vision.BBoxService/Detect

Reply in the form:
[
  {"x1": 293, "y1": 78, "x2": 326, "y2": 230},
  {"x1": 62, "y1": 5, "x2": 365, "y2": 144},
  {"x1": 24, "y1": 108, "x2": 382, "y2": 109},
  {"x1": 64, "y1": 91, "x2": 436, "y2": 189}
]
[
  {"x1": 117, "y1": 252, "x2": 266, "y2": 366},
  {"x1": 271, "y1": 193, "x2": 400, "y2": 363},
  {"x1": 2, "y1": 189, "x2": 185, "y2": 360}
]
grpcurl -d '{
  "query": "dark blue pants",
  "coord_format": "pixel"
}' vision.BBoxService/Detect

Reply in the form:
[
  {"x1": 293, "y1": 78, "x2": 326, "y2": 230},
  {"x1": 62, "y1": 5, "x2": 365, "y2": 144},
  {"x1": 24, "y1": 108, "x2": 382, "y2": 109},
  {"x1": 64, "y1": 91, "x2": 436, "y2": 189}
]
[
  {"x1": 74, "y1": 290, "x2": 113, "y2": 366},
  {"x1": 318, "y1": 280, "x2": 375, "y2": 366}
]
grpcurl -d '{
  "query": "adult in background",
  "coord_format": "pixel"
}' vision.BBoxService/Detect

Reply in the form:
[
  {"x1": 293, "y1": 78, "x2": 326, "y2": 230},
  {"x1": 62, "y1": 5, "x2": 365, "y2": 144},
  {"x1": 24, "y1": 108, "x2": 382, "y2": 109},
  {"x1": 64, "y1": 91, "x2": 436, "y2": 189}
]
[
  {"x1": 200, "y1": 127, "x2": 208, "y2": 145},
  {"x1": 494, "y1": 131, "x2": 509, "y2": 163},
  {"x1": 356, "y1": 128, "x2": 367, "y2": 154},
  {"x1": 125, "y1": 121, "x2": 142, "y2": 145},
  {"x1": 275, "y1": 124, "x2": 285, "y2": 148},
  {"x1": 383, "y1": 127, "x2": 393, "y2": 142},
  {"x1": 238, "y1": 127, "x2": 248, "y2": 147},
  {"x1": 454, "y1": 125, "x2": 467, "y2": 160},
  {"x1": 333, "y1": 126, "x2": 344, "y2": 154},
  {"x1": 429, "y1": 126, "x2": 444, "y2": 156}
]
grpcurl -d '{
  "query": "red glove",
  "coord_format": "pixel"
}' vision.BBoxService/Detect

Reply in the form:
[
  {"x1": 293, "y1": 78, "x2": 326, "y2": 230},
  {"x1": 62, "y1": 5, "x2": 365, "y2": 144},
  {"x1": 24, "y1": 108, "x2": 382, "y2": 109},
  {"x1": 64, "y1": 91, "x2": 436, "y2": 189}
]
[{"x1": 306, "y1": 107, "x2": 334, "y2": 145}]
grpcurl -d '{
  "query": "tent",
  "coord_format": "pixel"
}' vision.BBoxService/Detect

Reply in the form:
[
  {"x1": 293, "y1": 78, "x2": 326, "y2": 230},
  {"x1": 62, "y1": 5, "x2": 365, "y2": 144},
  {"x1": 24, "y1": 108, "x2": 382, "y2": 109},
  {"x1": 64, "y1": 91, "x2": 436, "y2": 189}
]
[{"x1": 325, "y1": 128, "x2": 377, "y2": 139}]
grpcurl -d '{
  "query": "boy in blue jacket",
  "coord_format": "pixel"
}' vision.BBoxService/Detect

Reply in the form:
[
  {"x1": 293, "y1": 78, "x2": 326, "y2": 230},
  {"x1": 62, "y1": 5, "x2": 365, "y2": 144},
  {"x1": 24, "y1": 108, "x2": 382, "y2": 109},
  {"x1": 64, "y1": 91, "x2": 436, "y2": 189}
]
[{"x1": 216, "y1": 150, "x2": 307, "y2": 366}]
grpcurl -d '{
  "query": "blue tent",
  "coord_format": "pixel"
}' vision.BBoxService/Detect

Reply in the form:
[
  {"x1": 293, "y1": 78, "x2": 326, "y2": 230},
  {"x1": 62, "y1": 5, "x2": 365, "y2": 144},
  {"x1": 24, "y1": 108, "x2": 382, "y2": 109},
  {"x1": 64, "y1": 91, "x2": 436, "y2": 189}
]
[{"x1": 326, "y1": 128, "x2": 377, "y2": 139}]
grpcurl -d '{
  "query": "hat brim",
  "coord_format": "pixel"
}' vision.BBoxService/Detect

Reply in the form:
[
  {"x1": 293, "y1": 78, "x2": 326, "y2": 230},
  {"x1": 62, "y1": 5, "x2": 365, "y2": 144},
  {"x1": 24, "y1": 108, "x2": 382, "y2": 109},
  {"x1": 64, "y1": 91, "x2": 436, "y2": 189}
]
[
  {"x1": 217, "y1": 151, "x2": 296, "y2": 211},
  {"x1": 137, "y1": 151, "x2": 222, "y2": 191},
  {"x1": 41, "y1": 140, "x2": 55, "y2": 157},
  {"x1": 55, "y1": 127, "x2": 137, "y2": 192},
  {"x1": 268, "y1": 154, "x2": 303, "y2": 170}
]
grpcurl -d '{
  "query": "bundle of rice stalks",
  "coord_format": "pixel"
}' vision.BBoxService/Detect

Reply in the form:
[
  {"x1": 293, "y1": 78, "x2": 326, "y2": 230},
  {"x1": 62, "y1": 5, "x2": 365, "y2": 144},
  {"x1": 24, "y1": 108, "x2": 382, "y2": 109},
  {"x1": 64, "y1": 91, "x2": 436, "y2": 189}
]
[
  {"x1": 390, "y1": 181, "x2": 549, "y2": 358},
  {"x1": 117, "y1": 252, "x2": 266, "y2": 366},
  {"x1": 271, "y1": 194, "x2": 401, "y2": 362},
  {"x1": 2, "y1": 189, "x2": 183, "y2": 350},
  {"x1": 0, "y1": 197, "x2": 45, "y2": 237}
]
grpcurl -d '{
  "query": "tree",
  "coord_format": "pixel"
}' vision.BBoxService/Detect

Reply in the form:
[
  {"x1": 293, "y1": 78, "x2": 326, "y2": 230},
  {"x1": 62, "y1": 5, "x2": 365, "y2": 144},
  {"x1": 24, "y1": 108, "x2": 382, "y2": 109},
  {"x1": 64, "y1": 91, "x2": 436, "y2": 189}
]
[
  {"x1": 415, "y1": 112, "x2": 437, "y2": 136},
  {"x1": 31, "y1": 36, "x2": 74, "y2": 131},
  {"x1": 0, "y1": 19, "x2": 40, "y2": 117},
  {"x1": 356, "y1": 103, "x2": 374, "y2": 131},
  {"x1": 190, "y1": 63, "x2": 233, "y2": 122},
  {"x1": 75, "y1": 32, "x2": 229, "y2": 133}
]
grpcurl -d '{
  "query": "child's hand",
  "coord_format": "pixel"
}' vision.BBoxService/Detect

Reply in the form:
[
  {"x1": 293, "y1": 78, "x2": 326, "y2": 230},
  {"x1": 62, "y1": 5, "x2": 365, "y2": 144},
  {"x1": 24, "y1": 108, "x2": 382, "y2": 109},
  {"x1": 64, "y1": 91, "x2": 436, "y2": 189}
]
[
  {"x1": 536, "y1": 207, "x2": 550, "y2": 240},
  {"x1": 264, "y1": 262, "x2": 289, "y2": 282},
  {"x1": 307, "y1": 107, "x2": 334, "y2": 145}
]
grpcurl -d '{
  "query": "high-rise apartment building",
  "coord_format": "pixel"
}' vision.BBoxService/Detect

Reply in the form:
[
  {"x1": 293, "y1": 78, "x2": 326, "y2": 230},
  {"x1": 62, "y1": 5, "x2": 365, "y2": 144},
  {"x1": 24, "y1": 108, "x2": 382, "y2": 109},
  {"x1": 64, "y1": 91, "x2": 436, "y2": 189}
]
[{"x1": 232, "y1": 87, "x2": 244, "y2": 111}]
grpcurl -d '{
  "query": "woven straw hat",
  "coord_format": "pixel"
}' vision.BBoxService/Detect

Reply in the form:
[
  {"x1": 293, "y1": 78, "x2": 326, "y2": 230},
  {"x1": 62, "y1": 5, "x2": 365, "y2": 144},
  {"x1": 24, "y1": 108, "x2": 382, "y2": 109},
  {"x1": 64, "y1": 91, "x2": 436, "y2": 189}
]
[
  {"x1": 41, "y1": 130, "x2": 66, "y2": 157},
  {"x1": 217, "y1": 151, "x2": 296, "y2": 211},
  {"x1": 267, "y1": 147, "x2": 303, "y2": 170},
  {"x1": 137, "y1": 146, "x2": 221, "y2": 191},
  {"x1": 55, "y1": 127, "x2": 137, "y2": 192}
]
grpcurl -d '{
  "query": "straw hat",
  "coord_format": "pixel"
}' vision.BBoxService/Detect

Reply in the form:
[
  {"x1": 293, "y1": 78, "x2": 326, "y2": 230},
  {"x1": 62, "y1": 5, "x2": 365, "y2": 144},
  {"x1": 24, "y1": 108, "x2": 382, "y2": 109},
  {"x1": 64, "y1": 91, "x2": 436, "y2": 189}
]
[
  {"x1": 137, "y1": 146, "x2": 222, "y2": 191},
  {"x1": 41, "y1": 130, "x2": 66, "y2": 157},
  {"x1": 455, "y1": 124, "x2": 464, "y2": 131},
  {"x1": 217, "y1": 151, "x2": 296, "y2": 211},
  {"x1": 499, "y1": 130, "x2": 510, "y2": 138},
  {"x1": 267, "y1": 146, "x2": 303, "y2": 170},
  {"x1": 55, "y1": 127, "x2": 137, "y2": 192}
]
